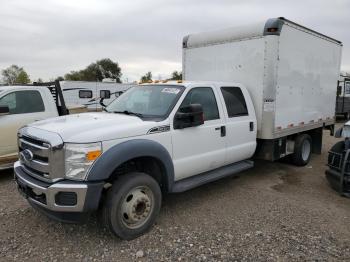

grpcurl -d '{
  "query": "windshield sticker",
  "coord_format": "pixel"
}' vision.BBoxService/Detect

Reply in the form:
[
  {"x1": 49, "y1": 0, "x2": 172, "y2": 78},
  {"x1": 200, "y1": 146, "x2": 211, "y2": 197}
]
[{"x1": 161, "y1": 88, "x2": 180, "y2": 94}]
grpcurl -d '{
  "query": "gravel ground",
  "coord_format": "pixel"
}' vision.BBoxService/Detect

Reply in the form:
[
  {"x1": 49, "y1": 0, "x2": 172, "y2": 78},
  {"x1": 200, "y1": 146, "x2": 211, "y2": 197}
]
[{"x1": 1, "y1": 128, "x2": 350, "y2": 261}]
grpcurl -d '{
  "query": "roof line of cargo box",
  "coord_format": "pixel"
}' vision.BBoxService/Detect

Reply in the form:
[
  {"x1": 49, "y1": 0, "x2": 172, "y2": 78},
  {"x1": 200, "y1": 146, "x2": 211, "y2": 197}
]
[
  {"x1": 183, "y1": 17, "x2": 342, "y2": 48},
  {"x1": 276, "y1": 17, "x2": 342, "y2": 45}
]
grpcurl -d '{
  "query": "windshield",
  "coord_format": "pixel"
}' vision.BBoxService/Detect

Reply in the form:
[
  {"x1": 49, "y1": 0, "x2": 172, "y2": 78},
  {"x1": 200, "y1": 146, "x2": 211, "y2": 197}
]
[{"x1": 106, "y1": 85, "x2": 184, "y2": 119}]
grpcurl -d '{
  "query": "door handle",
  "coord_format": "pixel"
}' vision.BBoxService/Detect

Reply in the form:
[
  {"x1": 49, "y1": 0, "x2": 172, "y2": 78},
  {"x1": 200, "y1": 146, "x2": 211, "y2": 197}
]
[
  {"x1": 221, "y1": 126, "x2": 226, "y2": 137},
  {"x1": 249, "y1": 122, "x2": 254, "y2": 131},
  {"x1": 214, "y1": 126, "x2": 226, "y2": 137}
]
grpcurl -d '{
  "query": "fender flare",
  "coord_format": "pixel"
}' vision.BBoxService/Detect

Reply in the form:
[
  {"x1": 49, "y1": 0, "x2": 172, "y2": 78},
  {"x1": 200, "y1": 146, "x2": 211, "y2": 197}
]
[{"x1": 86, "y1": 139, "x2": 175, "y2": 191}]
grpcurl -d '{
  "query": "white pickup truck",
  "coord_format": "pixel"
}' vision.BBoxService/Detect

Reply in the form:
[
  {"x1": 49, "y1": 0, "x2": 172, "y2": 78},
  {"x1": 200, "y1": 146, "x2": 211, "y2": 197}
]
[
  {"x1": 14, "y1": 17, "x2": 342, "y2": 240},
  {"x1": 0, "y1": 81, "x2": 85, "y2": 170}
]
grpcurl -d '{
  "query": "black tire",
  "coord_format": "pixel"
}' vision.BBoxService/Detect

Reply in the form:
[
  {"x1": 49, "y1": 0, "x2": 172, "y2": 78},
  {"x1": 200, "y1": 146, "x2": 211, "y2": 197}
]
[
  {"x1": 292, "y1": 134, "x2": 312, "y2": 166},
  {"x1": 102, "y1": 172, "x2": 162, "y2": 240}
]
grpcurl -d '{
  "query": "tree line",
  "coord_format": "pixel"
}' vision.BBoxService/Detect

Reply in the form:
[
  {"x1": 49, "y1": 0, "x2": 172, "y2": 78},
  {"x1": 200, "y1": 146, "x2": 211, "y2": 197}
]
[
  {"x1": 140, "y1": 71, "x2": 182, "y2": 83},
  {"x1": 1, "y1": 58, "x2": 182, "y2": 85}
]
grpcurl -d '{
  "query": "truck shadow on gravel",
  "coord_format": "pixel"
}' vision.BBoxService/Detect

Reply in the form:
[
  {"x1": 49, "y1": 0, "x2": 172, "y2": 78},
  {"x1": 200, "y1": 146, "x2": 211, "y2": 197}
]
[
  {"x1": 161, "y1": 159, "x2": 298, "y2": 210},
  {"x1": 40, "y1": 162, "x2": 280, "y2": 242}
]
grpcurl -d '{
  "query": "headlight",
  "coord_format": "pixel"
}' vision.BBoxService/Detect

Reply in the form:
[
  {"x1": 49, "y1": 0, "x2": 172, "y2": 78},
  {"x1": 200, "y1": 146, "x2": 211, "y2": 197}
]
[{"x1": 64, "y1": 142, "x2": 102, "y2": 180}]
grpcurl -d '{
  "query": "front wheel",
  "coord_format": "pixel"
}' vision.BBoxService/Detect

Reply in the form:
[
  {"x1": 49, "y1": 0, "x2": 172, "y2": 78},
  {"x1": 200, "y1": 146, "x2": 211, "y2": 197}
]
[{"x1": 102, "y1": 172, "x2": 162, "y2": 240}]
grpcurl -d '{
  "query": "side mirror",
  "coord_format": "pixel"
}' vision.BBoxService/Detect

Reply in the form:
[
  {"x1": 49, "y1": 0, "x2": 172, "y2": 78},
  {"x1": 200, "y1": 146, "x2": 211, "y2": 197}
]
[
  {"x1": 174, "y1": 104, "x2": 204, "y2": 129},
  {"x1": 100, "y1": 90, "x2": 111, "y2": 99},
  {"x1": 0, "y1": 105, "x2": 9, "y2": 116},
  {"x1": 335, "y1": 127, "x2": 343, "y2": 138}
]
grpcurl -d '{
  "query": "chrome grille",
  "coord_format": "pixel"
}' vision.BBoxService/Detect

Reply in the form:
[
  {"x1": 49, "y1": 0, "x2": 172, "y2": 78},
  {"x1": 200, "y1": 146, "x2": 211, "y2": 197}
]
[
  {"x1": 18, "y1": 127, "x2": 65, "y2": 182},
  {"x1": 19, "y1": 136, "x2": 51, "y2": 179}
]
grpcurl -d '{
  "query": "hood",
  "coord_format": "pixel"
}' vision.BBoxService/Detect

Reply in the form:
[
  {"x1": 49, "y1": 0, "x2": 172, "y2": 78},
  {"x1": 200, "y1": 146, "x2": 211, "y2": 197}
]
[{"x1": 28, "y1": 112, "x2": 161, "y2": 142}]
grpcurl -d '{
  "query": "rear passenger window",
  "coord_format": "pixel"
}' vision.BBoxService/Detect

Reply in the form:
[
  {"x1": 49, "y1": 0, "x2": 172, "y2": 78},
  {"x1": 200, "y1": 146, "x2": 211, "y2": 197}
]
[
  {"x1": 220, "y1": 87, "x2": 248, "y2": 117},
  {"x1": 180, "y1": 87, "x2": 219, "y2": 121}
]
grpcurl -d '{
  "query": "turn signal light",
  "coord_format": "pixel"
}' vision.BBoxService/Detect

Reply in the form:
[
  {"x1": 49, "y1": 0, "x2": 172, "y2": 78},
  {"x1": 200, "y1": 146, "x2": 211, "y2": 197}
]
[{"x1": 86, "y1": 150, "x2": 102, "y2": 161}]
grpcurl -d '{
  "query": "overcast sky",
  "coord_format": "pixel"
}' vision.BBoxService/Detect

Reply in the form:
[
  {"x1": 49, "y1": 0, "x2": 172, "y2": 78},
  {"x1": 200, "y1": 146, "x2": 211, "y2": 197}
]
[{"x1": 0, "y1": 0, "x2": 349, "y2": 82}]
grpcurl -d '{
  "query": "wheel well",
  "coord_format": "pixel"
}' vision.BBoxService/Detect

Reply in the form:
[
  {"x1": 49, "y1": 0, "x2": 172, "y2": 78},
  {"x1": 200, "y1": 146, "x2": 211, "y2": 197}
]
[
  {"x1": 108, "y1": 156, "x2": 168, "y2": 192},
  {"x1": 289, "y1": 127, "x2": 323, "y2": 154},
  {"x1": 255, "y1": 127, "x2": 326, "y2": 161}
]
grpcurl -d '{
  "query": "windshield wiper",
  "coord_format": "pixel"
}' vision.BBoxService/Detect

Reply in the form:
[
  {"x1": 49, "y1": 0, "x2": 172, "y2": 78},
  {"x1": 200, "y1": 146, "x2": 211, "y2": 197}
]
[{"x1": 113, "y1": 110, "x2": 143, "y2": 118}]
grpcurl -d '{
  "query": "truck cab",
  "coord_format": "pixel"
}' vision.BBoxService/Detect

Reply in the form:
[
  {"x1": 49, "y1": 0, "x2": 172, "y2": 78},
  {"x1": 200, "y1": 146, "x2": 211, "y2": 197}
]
[
  {"x1": 0, "y1": 86, "x2": 59, "y2": 170},
  {"x1": 14, "y1": 81, "x2": 256, "y2": 239},
  {"x1": 336, "y1": 73, "x2": 350, "y2": 119}
]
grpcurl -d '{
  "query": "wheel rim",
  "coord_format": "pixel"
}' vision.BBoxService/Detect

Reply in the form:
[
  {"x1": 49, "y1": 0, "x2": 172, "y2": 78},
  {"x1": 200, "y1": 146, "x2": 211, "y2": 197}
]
[
  {"x1": 301, "y1": 139, "x2": 311, "y2": 162},
  {"x1": 120, "y1": 186, "x2": 154, "y2": 229}
]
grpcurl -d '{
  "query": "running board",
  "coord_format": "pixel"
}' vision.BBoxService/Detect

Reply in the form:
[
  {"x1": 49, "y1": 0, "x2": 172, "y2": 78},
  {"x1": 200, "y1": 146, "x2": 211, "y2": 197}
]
[{"x1": 171, "y1": 160, "x2": 254, "y2": 193}]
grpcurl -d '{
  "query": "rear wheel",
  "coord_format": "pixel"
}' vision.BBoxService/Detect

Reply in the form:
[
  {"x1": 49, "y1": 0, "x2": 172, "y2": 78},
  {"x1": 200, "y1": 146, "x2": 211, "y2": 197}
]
[
  {"x1": 292, "y1": 134, "x2": 312, "y2": 166},
  {"x1": 102, "y1": 172, "x2": 162, "y2": 240}
]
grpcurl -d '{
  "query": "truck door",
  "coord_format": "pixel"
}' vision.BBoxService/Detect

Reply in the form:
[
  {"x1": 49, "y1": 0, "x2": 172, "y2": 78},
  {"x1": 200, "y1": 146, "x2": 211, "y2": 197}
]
[
  {"x1": 171, "y1": 86, "x2": 226, "y2": 180},
  {"x1": 219, "y1": 86, "x2": 257, "y2": 164},
  {"x1": 0, "y1": 90, "x2": 47, "y2": 159}
]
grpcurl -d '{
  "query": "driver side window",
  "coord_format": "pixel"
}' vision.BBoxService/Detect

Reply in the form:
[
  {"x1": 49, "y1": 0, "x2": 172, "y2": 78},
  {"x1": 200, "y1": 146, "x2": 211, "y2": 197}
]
[
  {"x1": 0, "y1": 90, "x2": 45, "y2": 114},
  {"x1": 179, "y1": 87, "x2": 219, "y2": 121},
  {"x1": 0, "y1": 92, "x2": 16, "y2": 112}
]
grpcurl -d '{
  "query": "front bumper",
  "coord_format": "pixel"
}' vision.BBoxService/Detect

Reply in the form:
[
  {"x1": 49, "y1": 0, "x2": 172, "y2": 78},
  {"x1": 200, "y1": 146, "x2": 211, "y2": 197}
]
[
  {"x1": 14, "y1": 161, "x2": 104, "y2": 222},
  {"x1": 325, "y1": 168, "x2": 350, "y2": 197}
]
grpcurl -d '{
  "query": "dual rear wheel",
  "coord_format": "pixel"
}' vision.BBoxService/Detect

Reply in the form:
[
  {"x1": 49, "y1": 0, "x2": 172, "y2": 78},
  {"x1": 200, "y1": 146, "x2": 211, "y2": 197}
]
[{"x1": 292, "y1": 134, "x2": 312, "y2": 166}]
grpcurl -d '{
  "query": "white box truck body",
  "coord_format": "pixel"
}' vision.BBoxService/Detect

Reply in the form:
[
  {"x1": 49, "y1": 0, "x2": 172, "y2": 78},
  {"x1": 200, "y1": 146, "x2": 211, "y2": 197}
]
[{"x1": 183, "y1": 17, "x2": 342, "y2": 144}]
